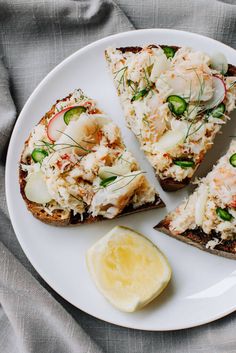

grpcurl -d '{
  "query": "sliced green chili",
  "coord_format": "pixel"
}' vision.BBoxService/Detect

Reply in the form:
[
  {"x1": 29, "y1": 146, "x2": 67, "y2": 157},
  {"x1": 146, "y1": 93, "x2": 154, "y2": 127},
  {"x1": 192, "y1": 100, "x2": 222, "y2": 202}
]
[
  {"x1": 210, "y1": 103, "x2": 225, "y2": 119},
  {"x1": 162, "y1": 46, "x2": 176, "y2": 59},
  {"x1": 167, "y1": 95, "x2": 187, "y2": 116},
  {"x1": 31, "y1": 148, "x2": 48, "y2": 163},
  {"x1": 131, "y1": 88, "x2": 150, "y2": 102},
  {"x1": 64, "y1": 106, "x2": 86, "y2": 125},
  {"x1": 173, "y1": 160, "x2": 195, "y2": 168},
  {"x1": 229, "y1": 153, "x2": 236, "y2": 167},
  {"x1": 216, "y1": 207, "x2": 233, "y2": 221}
]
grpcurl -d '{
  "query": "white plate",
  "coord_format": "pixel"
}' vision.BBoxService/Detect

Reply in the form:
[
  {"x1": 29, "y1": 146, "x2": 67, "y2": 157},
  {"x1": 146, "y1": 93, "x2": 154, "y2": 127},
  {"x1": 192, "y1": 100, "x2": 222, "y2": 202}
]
[{"x1": 6, "y1": 29, "x2": 236, "y2": 331}]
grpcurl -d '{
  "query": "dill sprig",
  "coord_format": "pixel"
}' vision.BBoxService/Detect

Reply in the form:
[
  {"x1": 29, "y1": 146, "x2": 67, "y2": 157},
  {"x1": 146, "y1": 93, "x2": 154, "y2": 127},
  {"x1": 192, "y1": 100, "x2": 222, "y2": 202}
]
[
  {"x1": 112, "y1": 171, "x2": 145, "y2": 192},
  {"x1": 130, "y1": 68, "x2": 155, "y2": 102},
  {"x1": 98, "y1": 171, "x2": 145, "y2": 191},
  {"x1": 182, "y1": 69, "x2": 209, "y2": 141},
  {"x1": 114, "y1": 66, "x2": 128, "y2": 90},
  {"x1": 70, "y1": 193, "x2": 86, "y2": 205},
  {"x1": 228, "y1": 80, "x2": 236, "y2": 90},
  {"x1": 117, "y1": 154, "x2": 133, "y2": 165}
]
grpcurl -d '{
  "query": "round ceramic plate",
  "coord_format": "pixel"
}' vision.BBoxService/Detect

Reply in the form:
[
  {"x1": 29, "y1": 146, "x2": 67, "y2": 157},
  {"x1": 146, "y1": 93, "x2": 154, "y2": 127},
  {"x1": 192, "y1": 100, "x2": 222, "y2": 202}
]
[{"x1": 6, "y1": 29, "x2": 236, "y2": 330}]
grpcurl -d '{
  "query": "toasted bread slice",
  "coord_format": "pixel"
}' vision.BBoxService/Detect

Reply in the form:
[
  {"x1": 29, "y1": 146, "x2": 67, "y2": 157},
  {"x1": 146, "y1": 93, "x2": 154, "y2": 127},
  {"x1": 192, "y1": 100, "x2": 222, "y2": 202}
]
[
  {"x1": 19, "y1": 89, "x2": 164, "y2": 226},
  {"x1": 155, "y1": 141, "x2": 236, "y2": 259},
  {"x1": 105, "y1": 45, "x2": 236, "y2": 191}
]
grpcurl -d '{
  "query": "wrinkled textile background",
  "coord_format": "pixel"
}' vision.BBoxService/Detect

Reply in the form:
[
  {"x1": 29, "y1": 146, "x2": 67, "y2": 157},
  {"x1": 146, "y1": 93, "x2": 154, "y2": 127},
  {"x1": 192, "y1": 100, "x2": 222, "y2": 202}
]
[{"x1": 1, "y1": 1, "x2": 236, "y2": 352}]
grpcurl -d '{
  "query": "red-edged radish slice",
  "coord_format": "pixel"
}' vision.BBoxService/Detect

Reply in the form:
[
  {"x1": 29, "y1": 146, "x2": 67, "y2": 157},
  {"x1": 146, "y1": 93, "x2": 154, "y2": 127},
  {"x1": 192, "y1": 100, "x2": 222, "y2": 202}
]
[
  {"x1": 210, "y1": 52, "x2": 228, "y2": 75},
  {"x1": 203, "y1": 76, "x2": 226, "y2": 111},
  {"x1": 47, "y1": 107, "x2": 71, "y2": 142}
]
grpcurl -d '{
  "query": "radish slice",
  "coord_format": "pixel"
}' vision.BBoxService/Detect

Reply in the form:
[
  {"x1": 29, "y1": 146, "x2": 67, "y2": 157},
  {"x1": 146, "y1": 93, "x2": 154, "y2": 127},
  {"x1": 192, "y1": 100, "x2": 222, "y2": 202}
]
[
  {"x1": 47, "y1": 107, "x2": 71, "y2": 142},
  {"x1": 210, "y1": 52, "x2": 228, "y2": 75},
  {"x1": 153, "y1": 129, "x2": 185, "y2": 152},
  {"x1": 202, "y1": 76, "x2": 226, "y2": 111},
  {"x1": 195, "y1": 184, "x2": 208, "y2": 226},
  {"x1": 25, "y1": 171, "x2": 52, "y2": 204}
]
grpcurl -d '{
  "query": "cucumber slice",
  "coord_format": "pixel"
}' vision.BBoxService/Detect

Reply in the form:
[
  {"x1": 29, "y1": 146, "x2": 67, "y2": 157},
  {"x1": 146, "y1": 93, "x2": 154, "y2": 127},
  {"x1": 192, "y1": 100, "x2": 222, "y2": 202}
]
[
  {"x1": 173, "y1": 160, "x2": 195, "y2": 168},
  {"x1": 210, "y1": 103, "x2": 225, "y2": 119},
  {"x1": 63, "y1": 106, "x2": 86, "y2": 125},
  {"x1": 162, "y1": 46, "x2": 176, "y2": 59},
  {"x1": 229, "y1": 153, "x2": 236, "y2": 167},
  {"x1": 31, "y1": 148, "x2": 48, "y2": 163},
  {"x1": 216, "y1": 207, "x2": 233, "y2": 221},
  {"x1": 167, "y1": 95, "x2": 187, "y2": 116}
]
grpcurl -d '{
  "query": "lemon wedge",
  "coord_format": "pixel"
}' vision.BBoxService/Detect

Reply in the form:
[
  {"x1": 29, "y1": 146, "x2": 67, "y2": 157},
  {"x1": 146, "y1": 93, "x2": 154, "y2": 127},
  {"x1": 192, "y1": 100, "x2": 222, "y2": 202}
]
[{"x1": 86, "y1": 226, "x2": 171, "y2": 312}]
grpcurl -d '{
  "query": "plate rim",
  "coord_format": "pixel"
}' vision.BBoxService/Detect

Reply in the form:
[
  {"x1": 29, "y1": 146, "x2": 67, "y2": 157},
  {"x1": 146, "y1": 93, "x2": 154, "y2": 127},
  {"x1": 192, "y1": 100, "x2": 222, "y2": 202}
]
[{"x1": 5, "y1": 28, "x2": 236, "y2": 331}]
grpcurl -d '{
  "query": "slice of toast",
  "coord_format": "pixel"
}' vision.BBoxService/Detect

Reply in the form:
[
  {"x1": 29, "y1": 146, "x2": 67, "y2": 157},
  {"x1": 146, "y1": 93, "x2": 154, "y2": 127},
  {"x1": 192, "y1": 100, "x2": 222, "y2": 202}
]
[
  {"x1": 105, "y1": 45, "x2": 236, "y2": 191},
  {"x1": 19, "y1": 89, "x2": 164, "y2": 226},
  {"x1": 155, "y1": 141, "x2": 236, "y2": 259}
]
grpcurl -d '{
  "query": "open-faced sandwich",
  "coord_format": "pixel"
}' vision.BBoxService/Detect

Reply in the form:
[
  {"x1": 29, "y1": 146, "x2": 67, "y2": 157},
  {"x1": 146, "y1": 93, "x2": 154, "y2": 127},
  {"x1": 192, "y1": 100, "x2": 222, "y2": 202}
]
[
  {"x1": 19, "y1": 89, "x2": 164, "y2": 226},
  {"x1": 105, "y1": 45, "x2": 236, "y2": 191},
  {"x1": 155, "y1": 141, "x2": 236, "y2": 259}
]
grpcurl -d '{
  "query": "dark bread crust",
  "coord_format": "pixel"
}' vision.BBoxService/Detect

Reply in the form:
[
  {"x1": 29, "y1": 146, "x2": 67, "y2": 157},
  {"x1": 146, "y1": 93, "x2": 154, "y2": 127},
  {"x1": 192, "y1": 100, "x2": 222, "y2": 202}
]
[
  {"x1": 155, "y1": 219, "x2": 236, "y2": 259},
  {"x1": 158, "y1": 176, "x2": 190, "y2": 192},
  {"x1": 19, "y1": 92, "x2": 165, "y2": 226},
  {"x1": 107, "y1": 45, "x2": 236, "y2": 192},
  {"x1": 116, "y1": 45, "x2": 180, "y2": 54}
]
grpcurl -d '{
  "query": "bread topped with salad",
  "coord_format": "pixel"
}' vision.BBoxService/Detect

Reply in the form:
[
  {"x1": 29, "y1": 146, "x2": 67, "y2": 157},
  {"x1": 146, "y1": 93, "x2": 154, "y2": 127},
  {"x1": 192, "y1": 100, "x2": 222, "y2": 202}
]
[
  {"x1": 105, "y1": 45, "x2": 236, "y2": 191},
  {"x1": 19, "y1": 89, "x2": 164, "y2": 226},
  {"x1": 155, "y1": 141, "x2": 236, "y2": 259}
]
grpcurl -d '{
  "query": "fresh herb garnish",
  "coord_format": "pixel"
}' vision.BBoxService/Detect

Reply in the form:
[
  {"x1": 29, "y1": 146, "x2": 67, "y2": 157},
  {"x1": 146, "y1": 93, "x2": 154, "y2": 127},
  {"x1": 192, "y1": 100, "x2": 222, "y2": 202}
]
[
  {"x1": 114, "y1": 66, "x2": 128, "y2": 89},
  {"x1": 63, "y1": 106, "x2": 86, "y2": 125},
  {"x1": 130, "y1": 68, "x2": 154, "y2": 102},
  {"x1": 100, "y1": 176, "x2": 117, "y2": 187},
  {"x1": 173, "y1": 160, "x2": 195, "y2": 168},
  {"x1": 31, "y1": 148, "x2": 48, "y2": 163},
  {"x1": 70, "y1": 193, "x2": 86, "y2": 205},
  {"x1": 216, "y1": 207, "x2": 233, "y2": 221},
  {"x1": 162, "y1": 46, "x2": 176, "y2": 59},
  {"x1": 228, "y1": 80, "x2": 236, "y2": 90},
  {"x1": 210, "y1": 103, "x2": 225, "y2": 119},
  {"x1": 147, "y1": 63, "x2": 154, "y2": 76},
  {"x1": 98, "y1": 171, "x2": 145, "y2": 191},
  {"x1": 167, "y1": 95, "x2": 187, "y2": 116},
  {"x1": 229, "y1": 153, "x2": 236, "y2": 167},
  {"x1": 131, "y1": 88, "x2": 150, "y2": 102}
]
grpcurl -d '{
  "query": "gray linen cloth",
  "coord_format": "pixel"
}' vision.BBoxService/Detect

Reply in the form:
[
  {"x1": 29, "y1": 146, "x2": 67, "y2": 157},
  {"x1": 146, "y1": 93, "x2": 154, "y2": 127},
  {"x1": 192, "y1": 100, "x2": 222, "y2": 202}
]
[{"x1": 1, "y1": 0, "x2": 236, "y2": 352}]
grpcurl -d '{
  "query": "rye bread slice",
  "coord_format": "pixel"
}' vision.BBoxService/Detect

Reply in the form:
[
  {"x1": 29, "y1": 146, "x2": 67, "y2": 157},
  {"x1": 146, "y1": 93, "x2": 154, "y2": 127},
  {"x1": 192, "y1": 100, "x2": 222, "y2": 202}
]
[
  {"x1": 155, "y1": 219, "x2": 236, "y2": 260},
  {"x1": 105, "y1": 45, "x2": 236, "y2": 192},
  {"x1": 19, "y1": 92, "x2": 165, "y2": 226}
]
